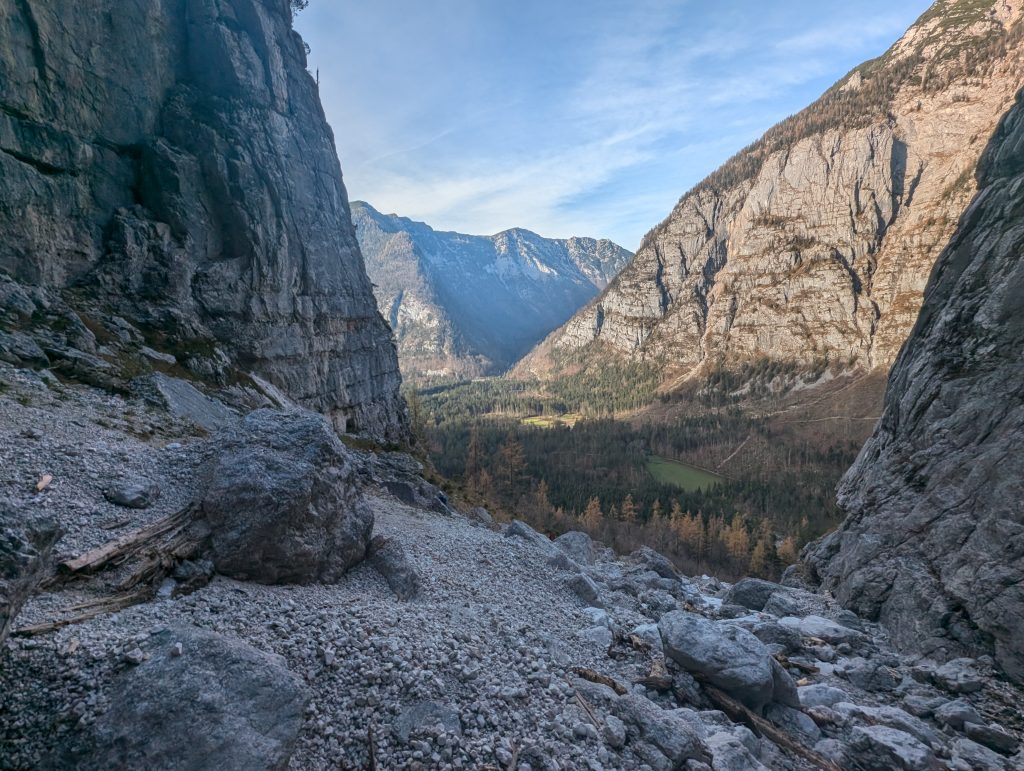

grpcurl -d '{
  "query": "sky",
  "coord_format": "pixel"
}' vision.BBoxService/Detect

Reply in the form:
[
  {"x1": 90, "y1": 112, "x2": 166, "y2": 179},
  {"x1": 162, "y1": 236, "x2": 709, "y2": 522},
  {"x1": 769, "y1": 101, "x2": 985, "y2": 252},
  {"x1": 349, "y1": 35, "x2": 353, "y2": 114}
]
[{"x1": 296, "y1": 1, "x2": 932, "y2": 250}]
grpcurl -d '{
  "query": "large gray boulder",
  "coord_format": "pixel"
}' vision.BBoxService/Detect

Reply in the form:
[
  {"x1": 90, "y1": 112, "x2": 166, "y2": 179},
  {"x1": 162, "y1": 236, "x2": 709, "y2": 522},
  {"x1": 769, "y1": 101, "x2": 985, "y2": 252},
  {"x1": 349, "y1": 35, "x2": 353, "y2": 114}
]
[
  {"x1": 659, "y1": 610, "x2": 794, "y2": 710},
  {"x1": 722, "y1": 577, "x2": 781, "y2": 611},
  {"x1": 555, "y1": 531, "x2": 596, "y2": 565},
  {"x1": 804, "y1": 94, "x2": 1024, "y2": 682},
  {"x1": 82, "y1": 626, "x2": 309, "y2": 771},
  {"x1": 199, "y1": 410, "x2": 373, "y2": 584},
  {"x1": 0, "y1": 505, "x2": 60, "y2": 644}
]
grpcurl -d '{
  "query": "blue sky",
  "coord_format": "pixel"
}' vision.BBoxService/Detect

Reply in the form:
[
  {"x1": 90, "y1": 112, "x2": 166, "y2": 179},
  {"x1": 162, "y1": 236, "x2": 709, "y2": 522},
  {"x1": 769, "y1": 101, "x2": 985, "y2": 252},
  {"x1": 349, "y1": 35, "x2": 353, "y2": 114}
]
[{"x1": 296, "y1": 1, "x2": 932, "y2": 250}]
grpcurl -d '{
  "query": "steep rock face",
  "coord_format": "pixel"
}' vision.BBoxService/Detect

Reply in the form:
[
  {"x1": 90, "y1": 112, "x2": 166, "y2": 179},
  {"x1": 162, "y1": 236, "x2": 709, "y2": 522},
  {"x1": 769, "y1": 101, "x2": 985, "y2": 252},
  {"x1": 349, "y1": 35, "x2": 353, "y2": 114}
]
[
  {"x1": 353, "y1": 201, "x2": 630, "y2": 380},
  {"x1": 0, "y1": 0, "x2": 404, "y2": 441},
  {"x1": 517, "y1": 0, "x2": 1024, "y2": 389},
  {"x1": 805, "y1": 91, "x2": 1024, "y2": 682}
]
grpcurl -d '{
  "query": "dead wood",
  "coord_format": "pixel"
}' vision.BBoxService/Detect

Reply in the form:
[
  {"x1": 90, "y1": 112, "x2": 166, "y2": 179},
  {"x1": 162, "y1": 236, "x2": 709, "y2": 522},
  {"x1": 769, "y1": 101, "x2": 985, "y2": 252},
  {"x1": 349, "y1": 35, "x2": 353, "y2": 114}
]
[
  {"x1": 570, "y1": 667, "x2": 629, "y2": 695},
  {"x1": 699, "y1": 680, "x2": 844, "y2": 771}
]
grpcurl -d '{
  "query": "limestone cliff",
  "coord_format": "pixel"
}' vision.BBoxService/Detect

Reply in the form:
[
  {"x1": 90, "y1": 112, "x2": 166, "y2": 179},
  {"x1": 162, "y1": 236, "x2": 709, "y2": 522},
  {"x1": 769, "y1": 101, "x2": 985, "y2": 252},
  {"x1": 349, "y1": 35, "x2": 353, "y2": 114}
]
[
  {"x1": 516, "y1": 0, "x2": 1024, "y2": 392},
  {"x1": 0, "y1": 0, "x2": 405, "y2": 440},
  {"x1": 805, "y1": 89, "x2": 1024, "y2": 683},
  {"x1": 353, "y1": 201, "x2": 630, "y2": 381}
]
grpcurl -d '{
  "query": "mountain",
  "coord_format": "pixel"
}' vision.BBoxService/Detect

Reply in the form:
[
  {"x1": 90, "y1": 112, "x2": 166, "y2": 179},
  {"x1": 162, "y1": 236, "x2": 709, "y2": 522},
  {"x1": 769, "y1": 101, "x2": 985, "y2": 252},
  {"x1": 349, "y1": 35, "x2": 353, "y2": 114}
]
[
  {"x1": 515, "y1": 0, "x2": 1024, "y2": 396},
  {"x1": 805, "y1": 88, "x2": 1024, "y2": 684},
  {"x1": 0, "y1": 0, "x2": 404, "y2": 441},
  {"x1": 352, "y1": 201, "x2": 630, "y2": 381}
]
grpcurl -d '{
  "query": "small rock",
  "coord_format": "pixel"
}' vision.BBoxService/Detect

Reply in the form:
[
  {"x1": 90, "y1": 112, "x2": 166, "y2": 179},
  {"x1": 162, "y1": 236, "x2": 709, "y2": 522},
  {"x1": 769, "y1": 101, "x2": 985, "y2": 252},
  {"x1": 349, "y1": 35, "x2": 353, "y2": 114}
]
[
  {"x1": 171, "y1": 642, "x2": 183, "y2": 657},
  {"x1": 579, "y1": 626, "x2": 613, "y2": 649},
  {"x1": 394, "y1": 702, "x2": 462, "y2": 744},
  {"x1": 368, "y1": 535, "x2": 421, "y2": 600},
  {"x1": 124, "y1": 647, "x2": 146, "y2": 665},
  {"x1": 603, "y1": 715, "x2": 626, "y2": 749},
  {"x1": 105, "y1": 480, "x2": 160, "y2": 509},
  {"x1": 567, "y1": 574, "x2": 604, "y2": 608}
]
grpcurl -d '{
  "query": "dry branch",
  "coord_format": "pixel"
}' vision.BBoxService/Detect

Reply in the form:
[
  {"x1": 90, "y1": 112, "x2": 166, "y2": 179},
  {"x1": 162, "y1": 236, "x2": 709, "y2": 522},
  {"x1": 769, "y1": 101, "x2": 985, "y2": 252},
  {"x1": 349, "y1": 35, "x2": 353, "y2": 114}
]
[
  {"x1": 570, "y1": 667, "x2": 629, "y2": 695},
  {"x1": 59, "y1": 506, "x2": 196, "y2": 576},
  {"x1": 699, "y1": 681, "x2": 844, "y2": 771},
  {"x1": 13, "y1": 588, "x2": 153, "y2": 636}
]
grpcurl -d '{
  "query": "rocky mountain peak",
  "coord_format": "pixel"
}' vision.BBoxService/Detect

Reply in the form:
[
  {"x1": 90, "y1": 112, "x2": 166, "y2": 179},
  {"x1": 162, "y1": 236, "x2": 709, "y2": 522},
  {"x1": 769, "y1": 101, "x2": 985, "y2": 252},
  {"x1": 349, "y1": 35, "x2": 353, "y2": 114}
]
[
  {"x1": 352, "y1": 201, "x2": 631, "y2": 381},
  {"x1": 516, "y1": 0, "x2": 1024, "y2": 392}
]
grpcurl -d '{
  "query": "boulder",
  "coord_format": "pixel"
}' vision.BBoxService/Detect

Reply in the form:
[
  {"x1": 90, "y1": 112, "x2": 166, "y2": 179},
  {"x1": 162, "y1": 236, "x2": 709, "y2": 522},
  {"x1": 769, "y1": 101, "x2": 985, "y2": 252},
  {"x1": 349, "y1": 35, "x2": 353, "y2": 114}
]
[
  {"x1": 631, "y1": 546, "x2": 679, "y2": 579},
  {"x1": 769, "y1": 658, "x2": 800, "y2": 708},
  {"x1": 931, "y1": 658, "x2": 985, "y2": 694},
  {"x1": 766, "y1": 704, "x2": 821, "y2": 744},
  {"x1": 504, "y1": 520, "x2": 553, "y2": 551},
  {"x1": 847, "y1": 726, "x2": 940, "y2": 770},
  {"x1": 934, "y1": 699, "x2": 983, "y2": 731},
  {"x1": 199, "y1": 410, "x2": 373, "y2": 584},
  {"x1": 838, "y1": 657, "x2": 900, "y2": 692},
  {"x1": 705, "y1": 731, "x2": 770, "y2": 771},
  {"x1": 555, "y1": 531, "x2": 595, "y2": 565},
  {"x1": 468, "y1": 507, "x2": 493, "y2": 526},
  {"x1": 722, "y1": 578, "x2": 781, "y2": 611},
  {"x1": 797, "y1": 684, "x2": 850, "y2": 708},
  {"x1": 964, "y1": 722, "x2": 1019, "y2": 755},
  {"x1": 659, "y1": 610, "x2": 782, "y2": 709},
  {"x1": 951, "y1": 737, "x2": 1013, "y2": 771},
  {"x1": 833, "y1": 703, "x2": 943, "y2": 749},
  {"x1": 779, "y1": 615, "x2": 865, "y2": 645},
  {"x1": 0, "y1": 506, "x2": 60, "y2": 644},
  {"x1": 149, "y1": 373, "x2": 240, "y2": 432},
  {"x1": 567, "y1": 574, "x2": 604, "y2": 608},
  {"x1": 82, "y1": 626, "x2": 309, "y2": 770},
  {"x1": 368, "y1": 536, "x2": 420, "y2": 600},
  {"x1": 613, "y1": 693, "x2": 710, "y2": 768}
]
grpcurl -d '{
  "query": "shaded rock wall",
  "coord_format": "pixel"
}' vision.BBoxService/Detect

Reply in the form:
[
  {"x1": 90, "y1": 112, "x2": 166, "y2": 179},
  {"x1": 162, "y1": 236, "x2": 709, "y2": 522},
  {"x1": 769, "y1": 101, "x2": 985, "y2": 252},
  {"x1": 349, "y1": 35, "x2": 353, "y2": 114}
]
[
  {"x1": 0, "y1": 0, "x2": 405, "y2": 440},
  {"x1": 806, "y1": 90, "x2": 1024, "y2": 682}
]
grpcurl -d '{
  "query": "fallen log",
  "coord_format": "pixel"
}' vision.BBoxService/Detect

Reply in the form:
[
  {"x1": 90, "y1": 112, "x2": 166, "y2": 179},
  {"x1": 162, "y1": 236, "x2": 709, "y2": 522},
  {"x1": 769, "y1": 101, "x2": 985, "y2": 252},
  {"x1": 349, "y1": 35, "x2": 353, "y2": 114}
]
[
  {"x1": 13, "y1": 588, "x2": 153, "y2": 636},
  {"x1": 58, "y1": 506, "x2": 196, "y2": 576},
  {"x1": 699, "y1": 680, "x2": 844, "y2": 771},
  {"x1": 570, "y1": 666, "x2": 629, "y2": 695}
]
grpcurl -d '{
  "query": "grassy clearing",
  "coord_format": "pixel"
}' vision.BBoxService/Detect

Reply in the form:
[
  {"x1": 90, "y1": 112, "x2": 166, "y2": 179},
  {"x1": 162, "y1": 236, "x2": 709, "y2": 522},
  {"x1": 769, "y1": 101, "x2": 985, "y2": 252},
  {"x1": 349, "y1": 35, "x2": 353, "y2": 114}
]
[
  {"x1": 646, "y1": 455, "x2": 723, "y2": 492},
  {"x1": 521, "y1": 413, "x2": 582, "y2": 429}
]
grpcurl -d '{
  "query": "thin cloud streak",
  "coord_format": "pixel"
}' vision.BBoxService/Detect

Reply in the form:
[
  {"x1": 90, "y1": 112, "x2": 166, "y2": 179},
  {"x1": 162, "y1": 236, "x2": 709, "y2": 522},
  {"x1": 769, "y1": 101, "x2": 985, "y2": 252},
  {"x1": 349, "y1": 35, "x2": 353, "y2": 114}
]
[{"x1": 299, "y1": 1, "x2": 932, "y2": 248}]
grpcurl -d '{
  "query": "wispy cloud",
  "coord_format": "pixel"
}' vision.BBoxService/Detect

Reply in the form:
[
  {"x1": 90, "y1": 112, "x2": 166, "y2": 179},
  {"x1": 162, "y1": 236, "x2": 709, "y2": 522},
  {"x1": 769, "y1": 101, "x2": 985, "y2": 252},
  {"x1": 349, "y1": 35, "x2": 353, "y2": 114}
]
[{"x1": 299, "y1": 1, "x2": 932, "y2": 248}]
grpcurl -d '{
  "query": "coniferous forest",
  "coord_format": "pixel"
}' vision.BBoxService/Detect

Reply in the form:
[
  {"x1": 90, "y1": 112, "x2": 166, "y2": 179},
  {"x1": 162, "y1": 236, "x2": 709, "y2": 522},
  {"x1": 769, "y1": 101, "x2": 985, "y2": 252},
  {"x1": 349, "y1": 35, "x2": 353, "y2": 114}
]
[{"x1": 413, "y1": 370, "x2": 869, "y2": 581}]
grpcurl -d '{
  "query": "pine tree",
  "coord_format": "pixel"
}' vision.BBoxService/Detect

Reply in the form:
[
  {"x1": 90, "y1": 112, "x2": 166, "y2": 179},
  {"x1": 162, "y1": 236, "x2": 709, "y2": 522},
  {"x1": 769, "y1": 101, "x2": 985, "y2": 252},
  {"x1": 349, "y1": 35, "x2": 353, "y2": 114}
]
[
  {"x1": 499, "y1": 435, "x2": 526, "y2": 497},
  {"x1": 581, "y1": 496, "x2": 603, "y2": 532},
  {"x1": 621, "y1": 494, "x2": 637, "y2": 524},
  {"x1": 465, "y1": 423, "x2": 482, "y2": 481},
  {"x1": 650, "y1": 499, "x2": 664, "y2": 521}
]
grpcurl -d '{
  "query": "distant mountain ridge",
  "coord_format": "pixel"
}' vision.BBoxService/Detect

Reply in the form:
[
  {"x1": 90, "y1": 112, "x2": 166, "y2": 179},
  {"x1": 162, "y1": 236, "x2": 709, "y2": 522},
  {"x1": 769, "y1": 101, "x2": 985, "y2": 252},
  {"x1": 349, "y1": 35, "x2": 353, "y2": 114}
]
[
  {"x1": 515, "y1": 0, "x2": 1024, "y2": 395},
  {"x1": 352, "y1": 201, "x2": 631, "y2": 381}
]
